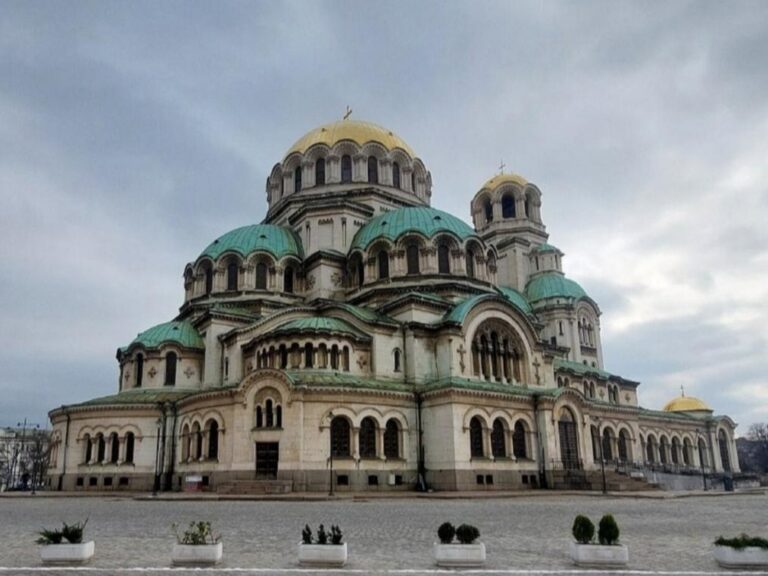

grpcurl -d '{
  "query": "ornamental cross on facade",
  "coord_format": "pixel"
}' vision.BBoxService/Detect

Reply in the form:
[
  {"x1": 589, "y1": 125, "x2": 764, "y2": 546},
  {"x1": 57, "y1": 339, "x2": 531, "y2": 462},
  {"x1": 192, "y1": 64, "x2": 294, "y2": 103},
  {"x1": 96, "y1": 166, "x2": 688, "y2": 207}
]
[
  {"x1": 457, "y1": 344, "x2": 467, "y2": 374},
  {"x1": 532, "y1": 358, "x2": 541, "y2": 385},
  {"x1": 184, "y1": 366, "x2": 195, "y2": 379},
  {"x1": 499, "y1": 159, "x2": 506, "y2": 174}
]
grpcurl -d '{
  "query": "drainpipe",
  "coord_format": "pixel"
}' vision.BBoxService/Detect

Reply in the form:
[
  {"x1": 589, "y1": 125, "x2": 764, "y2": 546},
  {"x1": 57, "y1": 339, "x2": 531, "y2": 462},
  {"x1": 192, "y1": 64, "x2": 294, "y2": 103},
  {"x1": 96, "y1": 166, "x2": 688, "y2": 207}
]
[
  {"x1": 532, "y1": 394, "x2": 548, "y2": 489},
  {"x1": 59, "y1": 410, "x2": 71, "y2": 491},
  {"x1": 165, "y1": 402, "x2": 178, "y2": 491}
]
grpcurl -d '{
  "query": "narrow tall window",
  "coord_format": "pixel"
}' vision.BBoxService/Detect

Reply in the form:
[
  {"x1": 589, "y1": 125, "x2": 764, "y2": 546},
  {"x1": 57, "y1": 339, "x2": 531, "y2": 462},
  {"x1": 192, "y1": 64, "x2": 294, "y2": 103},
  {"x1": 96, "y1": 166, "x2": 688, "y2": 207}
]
[
  {"x1": 135, "y1": 354, "x2": 144, "y2": 388},
  {"x1": 524, "y1": 197, "x2": 531, "y2": 218},
  {"x1": 466, "y1": 250, "x2": 475, "y2": 278},
  {"x1": 342, "y1": 346, "x2": 349, "y2": 372},
  {"x1": 294, "y1": 165, "x2": 302, "y2": 193},
  {"x1": 331, "y1": 417, "x2": 350, "y2": 457},
  {"x1": 357, "y1": 260, "x2": 364, "y2": 288},
  {"x1": 359, "y1": 417, "x2": 377, "y2": 458},
  {"x1": 394, "y1": 349, "x2": 401, "y2": 372},
  {"x1": 378, "y1": 250, "x2": 389, "y2": 279},
  {"x1": 276, "y1": 405, "x2": 282, "y2": 428},
  {"x1": 110, "y1": 433, "x2": 119, "y2": 463},
  {"x1": 502, "y1": 194, "x2": 516, "y2": 218},
  {"x1": 367, "y1": 156, "x2": 378, "y2": 183},
  {"x1": 438, "y1": 244, "x2": 450, "y2": 274},
  {"x1": 406, "y1": 243, "x2": 420, "y2": 275},
  {"x1": 266, "y1": 399, "x2": 274, "y2": 428},
  {"x1": 305, "y1": 343, "x2": 314, "y2": 368},
  {"x1": 227, "y1": 262, "x2": 238, "y2": 291},
  {"x1": 97, "y1": 435, "x2": 106, "y2": 463},
  {"x1": 256, "y1": 406, "x2": 263, "y2": 428},
  {"x1": 392, "y1": 162, "x2": 400, "y2": 189},
  {"x1": 513, "y1": 421, "x2": 527, "y2": 458},
  {"x1": 284, "y1": 267, "x2": 294, "y2": 294},
  {"x1": 330, "y1": 345, "x2": 339, "y2": 370},
  {"x1": 491, "y1": 419, "x2": 506, "y2": 458},
  {"x1": 164, "y1": 352, "x2": 177, "y2": 386},
  {"x1": 125, "y1": 432, "x2": 135, "y2": 463},
  {"x1": 384, "y1": 419, "x2": 399, "y2": 458},
  {"x1": 469, "y1": 417, "x2": 484, "y2": 458},
  {"x1": 84, "y1": 436, "x2": 92, "y2": 463},
  {"x1": 411, "y1": 172, "x2": 416, "y2": 193},
  {"x1": 341, "y1": 155, "x2": 352, "y2": 183},
  {"x1": 484, "y1": 200, "x2": 493, "y2": 222},
  {"x1": 204, "y1": 267, "x2": 213, "y2": 294},
  {"x1": 315, "y1": 158, "x2": 325, "y2": 186},
  {"x1": 256, "y1": 262, "x2": 268, "y2": 290},
  {"x1": 208, "y1": 421, "x2": 219, "y2": 460}
]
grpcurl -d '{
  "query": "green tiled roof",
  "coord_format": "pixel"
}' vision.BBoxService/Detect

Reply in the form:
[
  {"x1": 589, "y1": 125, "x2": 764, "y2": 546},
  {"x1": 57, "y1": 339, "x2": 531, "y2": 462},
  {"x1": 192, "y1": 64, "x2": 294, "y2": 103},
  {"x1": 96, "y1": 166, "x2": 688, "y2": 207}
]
[
  {"x1": 350, "y1": 207, "x2": 476, "y2": 251},
  {"x1": 126, "y1": 321, "x2": 204, "y2": 351},
  {"x1": 423, "y1": 376, "x2": 553, "y2": 397},
  {"x1": 525, "y1": 272, "x2": 587, "y2": 303},
  {"x1": 73, "y1": 389, "x2": 197, "y2": 407},
  {"x1": 272, "y1": 317, "x2": 371, "y2": 341},
  {"x1": 443, "y1": 291, "x2": 533, "y2": 324},
  {"x1": 531, "y1": 243, "x2": 559, "y2": 253},
  {"x1": 285, "y1": 371, "x2": 412, "y2": 392},
  {"x1": 325, "y1": 303, "x2": 399, "y2": 326},
  {"x1": 496, "y1": 286, "x2": 534, "y2": 316},
  {"x1": 200, "y1": 224, "x2": 304, "y2": 261},
  {"x1": 554, "y1": 359, "x2": 612, "y2": 380}
]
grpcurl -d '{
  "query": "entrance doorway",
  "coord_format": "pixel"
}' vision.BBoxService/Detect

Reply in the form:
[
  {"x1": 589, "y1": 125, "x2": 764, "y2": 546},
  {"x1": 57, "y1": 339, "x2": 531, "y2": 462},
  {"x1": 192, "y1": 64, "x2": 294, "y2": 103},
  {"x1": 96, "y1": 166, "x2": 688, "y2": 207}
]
[{"x1": 255, "y1": 442, "x2": 279, "y2": 478}]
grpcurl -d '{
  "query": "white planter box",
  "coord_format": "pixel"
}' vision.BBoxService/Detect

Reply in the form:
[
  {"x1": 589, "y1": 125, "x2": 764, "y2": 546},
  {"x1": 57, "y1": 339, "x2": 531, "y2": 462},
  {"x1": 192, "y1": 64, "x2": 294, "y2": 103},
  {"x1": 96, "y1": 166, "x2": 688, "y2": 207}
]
[
  {"x1": 570, "y1": 542, "x2": 629, "y2": 567},
  {"x1": 434, "y1": 542, "x2": 486, "y2": 567},
  {"x1": 171, "y1": 542, "x2": 223, "y2": 565},
  {"x1": 40, "y1": 541, "x2": 95, "y2": 565},
  {"x1": 714, "y1": 545, "x2": 768, "y2": 568},
  {"x1": 298, "y1": 542, "x2": 347, "y2": 566}
]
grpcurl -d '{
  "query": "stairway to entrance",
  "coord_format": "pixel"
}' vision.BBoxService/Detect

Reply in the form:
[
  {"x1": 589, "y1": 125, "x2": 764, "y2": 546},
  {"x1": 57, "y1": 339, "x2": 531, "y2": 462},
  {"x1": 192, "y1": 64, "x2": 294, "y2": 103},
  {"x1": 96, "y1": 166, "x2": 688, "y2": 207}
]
[
  {"x1": 216, "y1": 479, "x2": 292, "y2": 495},
  {"x1": 551, "y1": 468, "x2": 660, "y2": 491}
]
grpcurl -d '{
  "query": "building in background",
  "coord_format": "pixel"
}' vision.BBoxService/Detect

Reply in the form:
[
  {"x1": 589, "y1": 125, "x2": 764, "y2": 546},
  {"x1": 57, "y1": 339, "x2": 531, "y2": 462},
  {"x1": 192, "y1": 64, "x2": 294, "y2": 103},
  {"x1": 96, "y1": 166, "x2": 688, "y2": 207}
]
[
  {"x1": 48, "y1": 119, "x2": 740, "y2": 493},
  {"x1": 1, "y1": 424, "x2": 50, "y2": 491}
]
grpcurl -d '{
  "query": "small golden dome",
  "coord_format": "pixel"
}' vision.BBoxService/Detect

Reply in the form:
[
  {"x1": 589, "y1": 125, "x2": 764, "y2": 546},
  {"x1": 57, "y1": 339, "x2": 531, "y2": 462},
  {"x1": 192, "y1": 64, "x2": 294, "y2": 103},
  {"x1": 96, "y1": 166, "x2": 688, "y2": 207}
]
[
  {"x1": 285, "y1": 120, "x2": 416, "y2": 159},
  {"x1": 480, "y1": 173, "x2": 529, "y2": 191},
  {"x1": 663, "y1": 395, "x2": 711, "y2": 413}
]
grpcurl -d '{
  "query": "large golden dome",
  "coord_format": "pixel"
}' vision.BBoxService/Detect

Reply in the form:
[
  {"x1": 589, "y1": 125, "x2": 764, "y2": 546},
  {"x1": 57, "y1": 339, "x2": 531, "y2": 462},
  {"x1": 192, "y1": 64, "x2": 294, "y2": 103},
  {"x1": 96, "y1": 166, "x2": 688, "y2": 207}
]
[
  {"x1": 663, "y1": 395, "x2": 711, "y2": 413},
  {"x1": 285, "y1": 120, "x2": 416, "y2": 158},
  {"x1": 480, "y1": 173, "x2": 529, "y2": 191}
]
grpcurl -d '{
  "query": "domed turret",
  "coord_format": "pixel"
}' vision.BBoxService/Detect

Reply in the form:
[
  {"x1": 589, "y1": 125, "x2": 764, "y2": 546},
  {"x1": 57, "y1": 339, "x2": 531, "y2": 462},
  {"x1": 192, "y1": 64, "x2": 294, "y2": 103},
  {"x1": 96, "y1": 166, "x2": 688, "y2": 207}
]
[
  {"x1": 663, "y1": 394, "x2": 712, "y2": 414},
  {"x1": 284, "y1": 120, "x2": 416, "y2": 159}
]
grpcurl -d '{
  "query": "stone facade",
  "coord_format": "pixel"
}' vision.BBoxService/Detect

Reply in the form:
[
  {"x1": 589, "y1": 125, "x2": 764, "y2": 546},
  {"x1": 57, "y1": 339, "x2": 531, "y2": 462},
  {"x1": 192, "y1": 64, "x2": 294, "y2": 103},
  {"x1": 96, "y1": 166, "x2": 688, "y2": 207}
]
[{"x1": 48, "y1": 119, "x2": 740, "y2": 493}]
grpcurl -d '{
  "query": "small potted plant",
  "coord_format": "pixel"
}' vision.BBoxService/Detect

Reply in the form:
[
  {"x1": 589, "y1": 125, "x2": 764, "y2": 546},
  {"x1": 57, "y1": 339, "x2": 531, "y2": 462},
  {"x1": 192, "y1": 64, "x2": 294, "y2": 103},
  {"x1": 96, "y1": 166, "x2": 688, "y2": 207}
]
[
  {"x1": 37, "y1": 520, "x2": 94, "y2": 565},
  {"x1": 570, "y1": 514, "x2": 628, "y2": 567},
  {"x1": 298, "y1": 524, "x2": 347, "y2": 566},
  {"x1": 433, "y1": 521, "x2": 486, "y2": 567},
  {"x1": 171, "y1": 521, "x2": 222, "y2": 565},
  {"x1": 713, "y1": 534, "x2": 768, "y2": 568}
]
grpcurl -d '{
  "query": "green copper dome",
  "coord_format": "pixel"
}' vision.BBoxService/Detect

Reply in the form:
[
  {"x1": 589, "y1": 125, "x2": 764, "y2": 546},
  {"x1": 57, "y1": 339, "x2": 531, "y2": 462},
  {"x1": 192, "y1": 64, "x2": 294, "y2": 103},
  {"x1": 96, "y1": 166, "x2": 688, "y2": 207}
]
[
  {"x1": 350, "y1": 207, "x2": 476, "y2": 252},
  {"x1": 525, "y1": 272, "x2": 587, "y2": 303},
  {"x1": 496, "y1": 286, "x2": 534, "y2": 316},
  {"x1": 531, "y1": 243, "x2": 560, "y2": 254},
  {"x1": 127, "y1": 320, "x2": 204, "y2": 351},
  {"x1": 272, "y1": 317, "x2": 370, "y2": 341},
  {"x1": 200, "y1": 224, "x2": 304, "y2": 261}
]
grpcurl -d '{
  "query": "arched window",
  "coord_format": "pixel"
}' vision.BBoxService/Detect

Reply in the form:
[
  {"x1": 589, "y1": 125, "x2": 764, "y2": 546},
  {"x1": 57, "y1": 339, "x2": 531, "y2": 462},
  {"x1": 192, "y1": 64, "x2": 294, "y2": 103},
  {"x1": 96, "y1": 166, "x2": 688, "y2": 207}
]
[
  {"x1": 341, "y1": 155, "x2": 352, "y2": 183},
  {"x1": 502, "y1": 194, "x2": 516, "y2": 218},
  {"x1": 646, "y1": 437, "x2": 655, "y2": 463},
  {"x1": 659, "y1": 437, "x2": 669, "y2": 464},
  {"x1": 558, "y1": 408, "x2": 579, "y2": 469},
  {"x1": 318, "y1": 344, "x2": 328, "y2": 368},
  {"x1": 356, "y1": 259, "x2": 364, "y2": 288},
  {"x1": 394, "y1": 349, "x2": 401, "y2": 372},
  {"x1": 618, "y1": 430, "x2": 629, "y2": 462},
  {"x1": 602, "y1": 429, "x2": 613, "y2": 461},
  {"x1": 591, "y1": 425, "x2": 600, "y2": 461},
  {"x1": 718, "y1": 430, "x2": 731, "y2": 472},
  {"x1": 204, "y1": 266, "x2": 213, "y2": 294},
  {"x1": 284, "y1": 267, "x2": 294, "y2": 294},
  {"x1": 315, "y1": 158, "x2": 325, "y2": 186},
  {"x1": 84, "y1": 436, "x2": 92, "y2": 463},
  {"x1": 438, "y1": 244, "x2": 450, "y2": 274},
  {"x1": 164, "y1": 352, "x2": 177, "y2": 386},
  {"x1": 392, "y1": 162, "x2": 400, "y2": 189},
  {"x1": 367, "y1": 156, "x2": 378, "y2": 183},
  {"x1": 207, "y1": 420, "x2": 219, "y2": 460},
  {"x1": 227, "y1": 261, "x2": 238, "y2": 291},
  {"x1": 97, "y1": 434, "x2": 106, "y2": 463},
  {"x1": 330, "y1": 345, "x2": 339, "y2": 370},
  {"x1": 698, "y1": 438, "x2": 708, "y2": 468},
  {"x1": 256, "y1": 262, "x2": 268, "y2": 290},
  {"x1": 256, "y1": 405, "x2": 263, "y2": 428},
  {"x1": 276, "y1": 405, "x2": 282, "y2": 428},
  {"x1": 491, "y1": 418, "x2": 506, "y2": 458},
  {"x1": 331, "y1": 417, "x2": 350, "y2": 457},
  {"x1": 266, "y1": 399, "x2": 274, "y2": 428},
  {"x1": 305, "y1": 343, "x2": 314, "y2": 368},
  {"x1": 342, "y1": 346, "x2": 350, "y2": 372},
  {"x1": 294, "y1": 165, "x2": 302, "y2": 193},
  {"x1": 135, "y1": 354, "x2": 144, "y2": 388},
  {"x1": 109, "y1": 433, "x2": 119, "y2": 464},
  {"x1": 469, "y1": 416, "x2": 484, "y2": 458},
  {"x1": 406, "y1": 243, "x2": 420, "y2": 275},
  {"x1": 194, "y1": 424, "x2": 203, "y2": 460},
  {"x1": 683, "y1": 438, "x2": 692, "y2": 465},
  {"x1": 378, "y1": 250, "x2": 389, "y2": 279},
  {"x1": 411, "y1": 172, "x2": 416, "y2": 194},
  {"x1": 513, "y1": 421, "x2": 527, "y2": 459},
  {"x1": 484, "y1": 200, "x2": 493, "y2": 222},
  {"x1": 125, "y1": 432, "x2": 135, "y2": 463},
  {"x1": 384, "y1": 419, "x2": 399, "y2": 458},
  {"x1": 279, "y1": 345, "x2": 288, "y2": 369},
  {"x1": 671, "y1": 438, "x2": 681, "y2": 465},
  {"x1": 359, "y1": 417, "x2": 377, "y2": 458},
  {"x1": 466, "y1": 250, "x2": 475, "y2": 278}
]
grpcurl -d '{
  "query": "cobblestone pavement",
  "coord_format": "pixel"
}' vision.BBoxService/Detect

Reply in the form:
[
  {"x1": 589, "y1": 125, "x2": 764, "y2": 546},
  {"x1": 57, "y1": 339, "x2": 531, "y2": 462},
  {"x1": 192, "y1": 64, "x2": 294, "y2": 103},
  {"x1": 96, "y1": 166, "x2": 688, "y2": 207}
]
[{"x1": 0, "y1": 493, "x2": 766, "y2": 575}]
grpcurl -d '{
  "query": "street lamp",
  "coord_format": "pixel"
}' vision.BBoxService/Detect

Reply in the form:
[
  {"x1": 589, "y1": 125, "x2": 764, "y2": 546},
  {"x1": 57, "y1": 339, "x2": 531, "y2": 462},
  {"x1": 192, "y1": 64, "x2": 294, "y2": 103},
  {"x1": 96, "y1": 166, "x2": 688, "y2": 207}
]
[
  {"x1": 696, "y1": 428, "x2": 707, "y2": 491},
  {"x1": 595, "y1": 417, "x2": 607, "y2": 495},
  {"x1": 328, "y1": 412, "x2": 334, "y2": 497}
]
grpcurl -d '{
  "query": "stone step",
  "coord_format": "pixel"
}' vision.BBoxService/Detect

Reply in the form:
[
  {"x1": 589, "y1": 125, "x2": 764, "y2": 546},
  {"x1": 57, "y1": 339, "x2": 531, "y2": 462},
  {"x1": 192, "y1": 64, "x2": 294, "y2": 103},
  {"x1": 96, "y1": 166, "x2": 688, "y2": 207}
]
[{"x1": 216, "y1": 479, "x2": 292, "y2": 495}]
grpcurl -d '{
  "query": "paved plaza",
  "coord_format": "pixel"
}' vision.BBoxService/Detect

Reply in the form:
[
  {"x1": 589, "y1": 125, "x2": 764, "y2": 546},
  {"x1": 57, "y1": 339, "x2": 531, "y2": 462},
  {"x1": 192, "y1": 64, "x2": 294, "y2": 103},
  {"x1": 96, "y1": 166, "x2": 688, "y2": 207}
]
[{"x1": 0, "y1": 492, "x2": 766, "y2": 574}]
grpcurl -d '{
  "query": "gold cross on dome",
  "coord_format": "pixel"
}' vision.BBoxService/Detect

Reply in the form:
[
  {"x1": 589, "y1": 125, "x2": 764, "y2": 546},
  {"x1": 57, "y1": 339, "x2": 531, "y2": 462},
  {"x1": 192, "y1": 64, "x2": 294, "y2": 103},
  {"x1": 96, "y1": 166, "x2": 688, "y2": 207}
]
[
  {"x1": 499, "y1": 160, "x2": 506, "y2": 174},
  {"x1": 343, "y1": 106, "x2": 353, "y2": 120},
  {"x1": 680, "y1": 384, "x2": 685, "y2": 397}
]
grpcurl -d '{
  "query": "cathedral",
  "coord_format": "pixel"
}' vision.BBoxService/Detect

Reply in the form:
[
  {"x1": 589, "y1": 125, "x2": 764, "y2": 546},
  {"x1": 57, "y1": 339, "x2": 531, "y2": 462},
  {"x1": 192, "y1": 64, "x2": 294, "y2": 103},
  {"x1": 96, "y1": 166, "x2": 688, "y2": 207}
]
[{"x1": 47, "y1": 119, "x2": 740, "y2": 493}]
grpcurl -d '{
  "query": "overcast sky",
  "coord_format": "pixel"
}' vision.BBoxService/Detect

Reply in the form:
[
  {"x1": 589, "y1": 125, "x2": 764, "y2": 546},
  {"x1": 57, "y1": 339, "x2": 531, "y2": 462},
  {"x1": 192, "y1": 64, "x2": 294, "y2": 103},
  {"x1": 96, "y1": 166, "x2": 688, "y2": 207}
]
[{"x1": 1, "y1": 1, "x2": 767, "y2": 434}]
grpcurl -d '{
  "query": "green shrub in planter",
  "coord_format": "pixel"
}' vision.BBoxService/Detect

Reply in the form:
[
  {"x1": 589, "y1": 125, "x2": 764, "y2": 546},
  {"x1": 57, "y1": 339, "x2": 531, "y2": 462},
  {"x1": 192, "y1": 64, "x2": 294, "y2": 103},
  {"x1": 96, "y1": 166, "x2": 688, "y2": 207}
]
[
  {"x1": 317, "y1": 525, "x2": 328, "y2": 545},
  {"x1": 598, "y1": 514, "x2": 620, "y2": 545},
  {"x1": 330, "y1": 525, "x2": 343, "y2": 545},
  {"x1": 438, "y1": 522, "x2": 456, "y2": 544},
  {"x1": 572, "y1": 515, "x2": 594, "y2": 544},
  {"x1": 301, "y1": 525, "x2": 313, "y2": 544},
  {"x1": 172, "y1": 521, "x2": 220, "y2": 545},
  {"x1": 455, "y1": 524, "x2": 480, "y2": 544},
  {"x1": 37, "y1": 520, "x2": 88, "y2": 545},
  {"x1": 715, "y1": 534, "x2": 768, "y2": 550}
]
